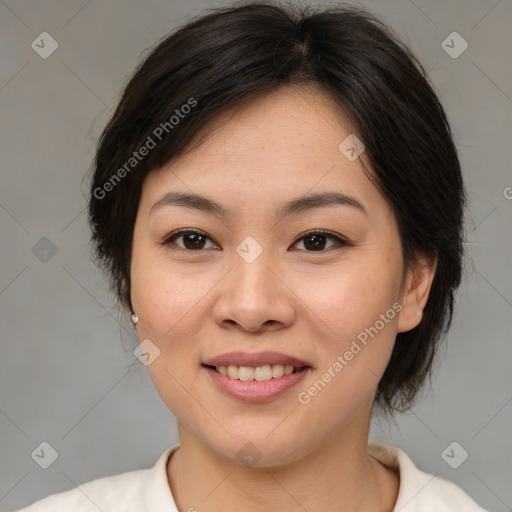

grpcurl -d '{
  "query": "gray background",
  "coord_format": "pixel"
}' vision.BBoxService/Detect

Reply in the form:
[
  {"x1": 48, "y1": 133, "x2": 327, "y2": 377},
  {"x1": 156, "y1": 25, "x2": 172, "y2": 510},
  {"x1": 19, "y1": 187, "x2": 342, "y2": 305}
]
[{"x1": 1, "y1": 0, "x2": 511, "y2": 510}]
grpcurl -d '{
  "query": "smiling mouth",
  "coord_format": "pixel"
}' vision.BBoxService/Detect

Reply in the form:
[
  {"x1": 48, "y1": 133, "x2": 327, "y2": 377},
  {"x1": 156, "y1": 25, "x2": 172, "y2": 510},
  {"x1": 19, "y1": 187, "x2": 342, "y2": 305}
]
[{"x1": 202, "y1": 364, "x2": 309, "y2": 381}]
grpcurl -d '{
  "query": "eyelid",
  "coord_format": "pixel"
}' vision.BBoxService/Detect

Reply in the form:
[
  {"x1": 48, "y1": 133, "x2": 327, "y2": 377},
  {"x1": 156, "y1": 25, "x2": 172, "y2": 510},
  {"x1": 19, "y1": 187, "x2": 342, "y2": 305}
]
[
  {"x1": 291, "y1": 229, "x2": 348, "y2": 248},
  {"x1": 162, "y1": 228, "x2": 220, "y2": 248},
  {"x1": 162, "y1": 228, "x2": 349, "y2": 252}
]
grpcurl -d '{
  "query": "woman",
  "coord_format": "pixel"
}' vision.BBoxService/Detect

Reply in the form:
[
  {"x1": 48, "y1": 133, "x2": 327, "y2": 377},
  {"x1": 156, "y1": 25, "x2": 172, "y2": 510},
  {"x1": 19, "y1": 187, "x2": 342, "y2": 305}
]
[{"x1": 18, "y1": 1, "x2": 489, "y2": 510}]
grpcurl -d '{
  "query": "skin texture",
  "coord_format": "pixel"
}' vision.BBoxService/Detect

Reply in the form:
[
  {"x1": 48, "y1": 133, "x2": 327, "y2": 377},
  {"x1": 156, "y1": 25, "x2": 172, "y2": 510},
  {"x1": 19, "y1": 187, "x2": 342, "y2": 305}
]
[{"x1": 130, "y1": 85, "x2": 436, "y2": 511}]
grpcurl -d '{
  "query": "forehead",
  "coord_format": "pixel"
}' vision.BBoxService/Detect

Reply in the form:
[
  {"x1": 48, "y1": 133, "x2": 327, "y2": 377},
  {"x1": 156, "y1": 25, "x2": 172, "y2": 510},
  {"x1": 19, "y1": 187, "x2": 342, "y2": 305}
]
[
  {"x1": 184, "y1": 84, "x2": 358, "y2": 162},
  {"x1": 140, "y1": 85, "x2": 386, "y2": 220}
]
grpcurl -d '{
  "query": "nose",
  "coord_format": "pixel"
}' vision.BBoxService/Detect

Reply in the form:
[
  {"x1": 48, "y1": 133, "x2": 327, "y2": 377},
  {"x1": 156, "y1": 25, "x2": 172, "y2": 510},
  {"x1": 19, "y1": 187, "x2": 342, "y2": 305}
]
[{"x1": 212, "y1": 247, "x2": 296, "y2": 333}]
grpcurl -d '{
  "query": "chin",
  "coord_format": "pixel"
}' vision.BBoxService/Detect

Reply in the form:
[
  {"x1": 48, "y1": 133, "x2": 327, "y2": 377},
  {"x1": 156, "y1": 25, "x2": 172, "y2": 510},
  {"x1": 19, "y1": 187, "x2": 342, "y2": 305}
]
[{"x1": 195, "y1": 424, "x2": 312, "y2": 469}]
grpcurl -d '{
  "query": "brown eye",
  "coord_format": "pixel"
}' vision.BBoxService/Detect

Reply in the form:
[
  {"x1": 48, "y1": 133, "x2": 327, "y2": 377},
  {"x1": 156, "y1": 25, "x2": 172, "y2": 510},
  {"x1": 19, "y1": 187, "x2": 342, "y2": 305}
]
[
  {"x1": 163, "y1": 230, "x2": 217, "y2": 251},
  {"x1": 291, "y1": 230, "x2": 347, "y2": 252},
  {"x1": 162, "y1": 229, "x2": 348, "y2": 253}
]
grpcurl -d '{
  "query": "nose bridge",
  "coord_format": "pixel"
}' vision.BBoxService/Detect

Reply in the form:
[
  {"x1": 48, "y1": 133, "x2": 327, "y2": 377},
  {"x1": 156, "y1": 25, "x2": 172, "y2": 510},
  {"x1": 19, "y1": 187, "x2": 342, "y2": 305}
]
[
  {"x1": 210, "y1": 234, "x2": 295, "y2": 332},
  {"x1": 231, "y1": 236, "x2": 276, "y2": 297}
]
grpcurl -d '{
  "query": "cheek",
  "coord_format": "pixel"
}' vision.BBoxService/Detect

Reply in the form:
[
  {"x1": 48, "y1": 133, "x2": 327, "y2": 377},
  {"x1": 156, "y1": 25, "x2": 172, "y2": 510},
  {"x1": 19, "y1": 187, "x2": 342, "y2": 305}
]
[
  {"x1": 291, "y1": 269, "x2": 400, "y2": 423},
  {"x1": 130, "y1": 255, "x2": 207, "y2": 419},
  {"x1": 291, "y1": 256, "x2": 401, "y2": 400},
  {"x1": 131, "y1": 242, "x2": 201, "y2": 335},
  {"x1": 295, "y1": 259, "x2": 400, "y2": 342}
]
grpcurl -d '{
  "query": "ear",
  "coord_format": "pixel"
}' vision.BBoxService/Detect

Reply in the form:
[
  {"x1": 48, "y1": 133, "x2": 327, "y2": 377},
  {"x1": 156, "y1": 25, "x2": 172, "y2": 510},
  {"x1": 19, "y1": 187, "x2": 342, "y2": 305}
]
[{"x1": 397, "y1": 254, "x2": 437, "y2": 333}]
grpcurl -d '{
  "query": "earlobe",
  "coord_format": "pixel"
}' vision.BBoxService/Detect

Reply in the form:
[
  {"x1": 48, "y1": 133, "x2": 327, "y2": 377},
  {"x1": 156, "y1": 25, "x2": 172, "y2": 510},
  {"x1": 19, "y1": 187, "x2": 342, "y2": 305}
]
[{"x1": 397, "y1": 255, "x2": 437, "y2": 333}]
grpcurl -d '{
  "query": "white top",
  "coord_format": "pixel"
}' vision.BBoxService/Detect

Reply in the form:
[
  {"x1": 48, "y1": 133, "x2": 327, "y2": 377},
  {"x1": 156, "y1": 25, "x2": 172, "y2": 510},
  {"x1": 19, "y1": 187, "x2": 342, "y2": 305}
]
[{"x1": 16, "y1": 442, "x2": 489, "y2": 511}]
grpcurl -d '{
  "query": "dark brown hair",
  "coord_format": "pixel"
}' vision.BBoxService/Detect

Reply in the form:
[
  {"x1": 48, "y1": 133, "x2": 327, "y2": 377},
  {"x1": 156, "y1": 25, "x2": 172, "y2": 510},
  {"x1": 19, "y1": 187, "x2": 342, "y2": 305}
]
[{"x1": 88, "y1": 0, "x2": 467, "y2": 417}]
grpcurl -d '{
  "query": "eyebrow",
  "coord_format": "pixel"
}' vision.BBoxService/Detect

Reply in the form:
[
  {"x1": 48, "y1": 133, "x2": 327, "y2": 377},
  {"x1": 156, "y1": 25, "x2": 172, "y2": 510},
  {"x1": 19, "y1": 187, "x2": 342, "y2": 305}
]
[{"x1": 150, "y1": 191, "x2": 367, "y2": 218}]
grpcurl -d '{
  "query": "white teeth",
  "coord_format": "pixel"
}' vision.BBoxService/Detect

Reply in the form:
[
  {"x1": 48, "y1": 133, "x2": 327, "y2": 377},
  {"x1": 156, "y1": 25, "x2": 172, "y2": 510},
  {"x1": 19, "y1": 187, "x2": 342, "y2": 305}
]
[
  {"x1": 238, "y1": 366, "x2": 254, "y2": 381},
  {"x1": 227, "y1": 365, "x2": 238, "y2": 379},
  {"x1": 254, "y1": 365, "x2": 272, "y2": 381},
  {"x1": 215, "y1": 364, "x2": 302, "y2": 381},
  {"x1": 272, "y1": 365, "x2": 284, "y2": 378}
]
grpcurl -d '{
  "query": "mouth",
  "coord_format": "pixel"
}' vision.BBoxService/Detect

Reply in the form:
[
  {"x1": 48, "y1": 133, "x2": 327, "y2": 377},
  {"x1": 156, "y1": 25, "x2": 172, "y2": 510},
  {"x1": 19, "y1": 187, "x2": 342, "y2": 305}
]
[
  {"x1": 201, "y1": 351, "x2": 312, "y2": 402},
  {"x1": 201, "y1": 363, "x2": 310, "y2": 381}
]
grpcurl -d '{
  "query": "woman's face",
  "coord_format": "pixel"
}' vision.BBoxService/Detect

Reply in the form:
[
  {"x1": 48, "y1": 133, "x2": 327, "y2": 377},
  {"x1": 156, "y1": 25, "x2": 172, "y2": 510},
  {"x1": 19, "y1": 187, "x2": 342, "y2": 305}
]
[{"x1": 130, "y1": 85, "x2": 431, "y2": 466}]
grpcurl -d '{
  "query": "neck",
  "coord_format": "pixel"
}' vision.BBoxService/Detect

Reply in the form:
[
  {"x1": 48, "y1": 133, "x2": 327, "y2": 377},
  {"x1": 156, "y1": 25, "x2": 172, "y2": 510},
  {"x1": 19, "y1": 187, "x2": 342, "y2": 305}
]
[{"x1": 167, "y1": 412, "x2": 398, "y2": 512}]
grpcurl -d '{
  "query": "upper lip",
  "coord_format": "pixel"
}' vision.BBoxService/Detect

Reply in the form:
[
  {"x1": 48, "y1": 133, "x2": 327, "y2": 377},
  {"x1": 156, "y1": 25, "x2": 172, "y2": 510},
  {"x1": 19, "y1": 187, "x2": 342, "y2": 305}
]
[{"x1": 203, "y1": 351, "x2": 311, "y2": 368}]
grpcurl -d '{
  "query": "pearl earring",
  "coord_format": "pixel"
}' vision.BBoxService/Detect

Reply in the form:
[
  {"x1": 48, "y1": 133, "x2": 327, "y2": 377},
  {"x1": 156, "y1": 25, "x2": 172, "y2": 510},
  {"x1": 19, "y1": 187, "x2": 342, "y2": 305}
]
[
  {"x1": 131, "y1": 311, "x2": 138, "y2": 328},
  {"x1": 417, "y1": 310, "x2": 422, "y2": 315}
]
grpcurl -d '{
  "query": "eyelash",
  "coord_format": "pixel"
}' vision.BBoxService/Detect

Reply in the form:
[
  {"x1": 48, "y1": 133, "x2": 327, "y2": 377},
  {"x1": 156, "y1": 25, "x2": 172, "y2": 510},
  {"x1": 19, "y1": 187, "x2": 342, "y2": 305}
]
[{"x1": 161, "y1": 228, "x2": 349, "y2": 253}]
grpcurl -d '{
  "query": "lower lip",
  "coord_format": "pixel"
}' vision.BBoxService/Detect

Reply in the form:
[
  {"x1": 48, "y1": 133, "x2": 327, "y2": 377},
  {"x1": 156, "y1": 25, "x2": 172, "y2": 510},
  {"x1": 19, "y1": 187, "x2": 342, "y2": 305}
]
[{"x1": 203, "y1": 366, "x2": 310, "y2": 403}]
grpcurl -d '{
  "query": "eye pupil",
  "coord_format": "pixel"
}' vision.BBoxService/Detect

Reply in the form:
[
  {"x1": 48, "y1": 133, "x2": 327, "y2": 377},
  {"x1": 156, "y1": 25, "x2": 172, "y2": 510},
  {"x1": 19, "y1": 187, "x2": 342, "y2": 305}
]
[
  {"x1": 183, "y1": 233, "x2": 206, "y2": 250},
  {"x1": 166, "y1": 230, "x2": 344, "y2": 253},
  {"x1": 304, "y1": 233, "x2": 327, "y2": 250}
]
